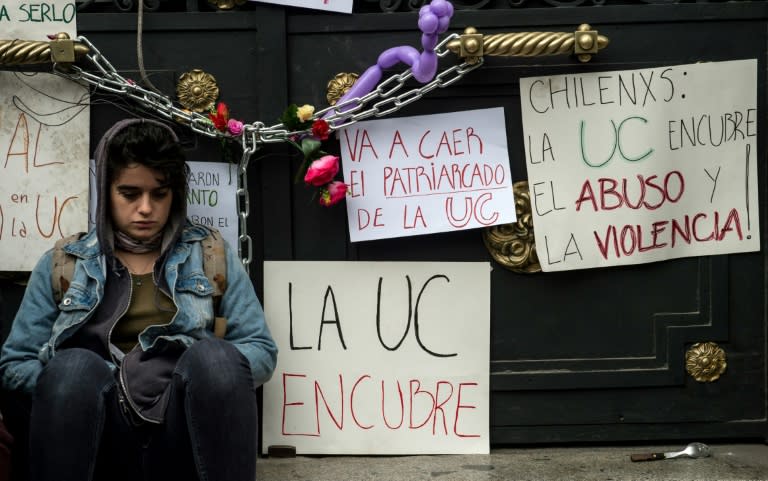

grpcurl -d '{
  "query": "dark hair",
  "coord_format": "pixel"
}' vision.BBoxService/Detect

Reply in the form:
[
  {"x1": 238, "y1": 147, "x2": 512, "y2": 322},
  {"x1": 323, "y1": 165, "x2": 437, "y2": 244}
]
[{"x1": 106, "y1": 122, "x2": 189, "y2": 214}]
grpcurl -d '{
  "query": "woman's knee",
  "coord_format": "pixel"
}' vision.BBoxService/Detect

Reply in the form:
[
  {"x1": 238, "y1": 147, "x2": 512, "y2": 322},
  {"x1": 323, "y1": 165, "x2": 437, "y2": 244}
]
[
  {"x1": 36, "y1": 348, "x2": 113, "y2": 402},
  {"x1": 175, "y1": 339, "x2": 251, "y2": 395}
]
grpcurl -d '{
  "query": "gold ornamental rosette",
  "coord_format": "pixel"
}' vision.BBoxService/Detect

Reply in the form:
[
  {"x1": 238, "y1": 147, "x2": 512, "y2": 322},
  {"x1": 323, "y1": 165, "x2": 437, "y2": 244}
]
[
  {"x1": 685, "y1": 342, "x2": 727, "y2": 382},
  {"x1": 482, "y1": 181, "x2": 541, "y2": 273},
  {"x1": 207, "y1": 0, "x2": 246, "y2": 9},
  {"x1": 327, "y1": 73, "x2": 360, "y2": 106},
  {"x1": 177, "y1": 69, "x2": 220, "y2": 113}
]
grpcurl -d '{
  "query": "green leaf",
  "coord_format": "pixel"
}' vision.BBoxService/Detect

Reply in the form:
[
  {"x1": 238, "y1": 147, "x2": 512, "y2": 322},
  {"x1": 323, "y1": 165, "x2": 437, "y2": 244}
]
[
  {"x1": 280, "y1": 104, "x2": 300, "y2": 130},
  {"x1": 300, "y1": 137, "x2": 322, "y2": 160}
]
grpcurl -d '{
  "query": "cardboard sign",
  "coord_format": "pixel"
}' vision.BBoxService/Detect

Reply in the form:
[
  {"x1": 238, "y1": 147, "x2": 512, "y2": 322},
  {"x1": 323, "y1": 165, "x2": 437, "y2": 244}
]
[
  {"x1": 262, "y1": 261, "x2": 490, "y2": 455},
  {"x1": 520, "y1": 59, "x2": 759, "y2": 271},
  {"x1": 0, "y1": 0, "x2": 89, "y2": 271},
  {"x1": 247, "y1": 0, "x2": 352, "y2": 14},
  {"x1": 340, "y1": 108, "x2": 516, "y2": 242},
  {"x1": 186, "y1": 161, "x2": 238, "y2": 250}
]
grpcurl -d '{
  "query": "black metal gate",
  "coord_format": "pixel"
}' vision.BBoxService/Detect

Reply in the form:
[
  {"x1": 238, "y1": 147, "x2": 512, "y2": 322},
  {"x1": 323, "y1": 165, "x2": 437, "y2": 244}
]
[{"x1": 1, "y1": 0, "x2": 766, "y2": 445}]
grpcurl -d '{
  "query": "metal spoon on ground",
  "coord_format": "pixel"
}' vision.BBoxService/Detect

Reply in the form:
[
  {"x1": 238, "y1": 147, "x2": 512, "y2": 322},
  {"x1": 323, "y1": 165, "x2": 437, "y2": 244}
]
[{"x1": 630, "y1": 442, "x2": 712, "y2": 462}]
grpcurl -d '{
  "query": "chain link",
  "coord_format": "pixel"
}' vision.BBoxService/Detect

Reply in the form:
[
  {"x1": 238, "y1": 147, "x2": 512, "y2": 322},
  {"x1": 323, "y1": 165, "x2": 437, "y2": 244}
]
[
  {"x1": 305, "y1": 34, "x2": 484, "y2": 133},
  {"x1": 58, "y1": 33, "x2": 481, "y2": 150},
  {"x1": 53, "y1": 33, "x2": 482, "y2": 268},
  {"x1": 57, "y1": 36, "x2": 226, "y2": 141},
  {"x1": 237, "y1": 138, "x2": 256, "y2": 272}
]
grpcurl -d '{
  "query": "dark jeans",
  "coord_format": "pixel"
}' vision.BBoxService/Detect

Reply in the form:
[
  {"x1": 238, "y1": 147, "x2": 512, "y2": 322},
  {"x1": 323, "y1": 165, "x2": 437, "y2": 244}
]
[
  {"x1": 4, "y1": 338, "x2": 257, "y2": 481},
  {"x1": 0, "y1": 408, "x2": 12, "y2": 481}
]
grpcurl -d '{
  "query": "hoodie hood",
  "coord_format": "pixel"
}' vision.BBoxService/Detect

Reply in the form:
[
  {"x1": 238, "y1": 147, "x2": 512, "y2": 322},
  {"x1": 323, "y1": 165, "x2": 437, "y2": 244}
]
[{"x1": 93, "y1": 118, "x2": 187, "y2": 264}]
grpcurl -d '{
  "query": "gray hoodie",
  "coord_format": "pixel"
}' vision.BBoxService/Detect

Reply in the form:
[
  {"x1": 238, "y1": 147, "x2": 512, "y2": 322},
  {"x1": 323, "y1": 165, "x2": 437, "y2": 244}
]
[{"x1": 61, "y1": 118, "x2": 189, "y2": 423}]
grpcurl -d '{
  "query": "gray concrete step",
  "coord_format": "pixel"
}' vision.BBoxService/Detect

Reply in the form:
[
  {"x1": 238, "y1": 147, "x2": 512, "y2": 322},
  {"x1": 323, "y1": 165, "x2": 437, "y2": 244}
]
[{"x1": 257, "y1": 443, "x2": 768, "y2": 481}]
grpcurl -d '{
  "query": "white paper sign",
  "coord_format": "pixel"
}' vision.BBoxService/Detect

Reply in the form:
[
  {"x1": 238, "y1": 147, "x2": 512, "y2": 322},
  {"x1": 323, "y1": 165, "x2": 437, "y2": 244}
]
[
  {"x1": 0, "y1": 0, "x2": 89, "y2": 271},
  {"x1": 520, "y1": 59, "x2": 759, "y2": 272},
  {"x1": 247, "y1": 0, "x2": 352, "y2": 13},
  {"x1": 186, "y1": 161, "x2": 238, "y2": 249},
  {"x1": 340, "y1": 108, "x2": 516, "y2": 242},
  {"x1": 262, "y1": 261, "x2": 490, "y2": 455}
]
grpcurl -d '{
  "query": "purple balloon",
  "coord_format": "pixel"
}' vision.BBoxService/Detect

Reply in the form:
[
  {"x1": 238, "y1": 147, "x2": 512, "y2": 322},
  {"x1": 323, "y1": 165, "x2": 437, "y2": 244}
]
[
  {"x1": 327, "y1": 0, "x2": 454, "y2": 119},
  {"x1": 431, "y1": 0, "x2": 452, "y2": 18},
  {"x1": 418, "y1": 12, "x2": 438, "y2": 34},
  {"x1": 379, "y1": 46, "x2": 420, "y2": 69}
]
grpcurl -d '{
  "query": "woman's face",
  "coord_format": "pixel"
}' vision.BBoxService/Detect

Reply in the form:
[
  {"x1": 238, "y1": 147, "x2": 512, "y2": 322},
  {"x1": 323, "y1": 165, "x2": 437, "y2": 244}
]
[{"x1": 110, "y1": 162, "x2": 173, "y2": 241}]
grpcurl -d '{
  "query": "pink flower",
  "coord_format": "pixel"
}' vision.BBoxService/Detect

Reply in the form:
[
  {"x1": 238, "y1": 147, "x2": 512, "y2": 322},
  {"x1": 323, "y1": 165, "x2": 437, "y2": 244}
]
[
  {"x1": 319, "y1": 181, "x2": 348, "y2": 207},
  {"x1": 227, "y1": 118, "x2": 243, "y2": 136},
  {"x1": 304, "y1": 155, "x2": 339, "y2": 186}
]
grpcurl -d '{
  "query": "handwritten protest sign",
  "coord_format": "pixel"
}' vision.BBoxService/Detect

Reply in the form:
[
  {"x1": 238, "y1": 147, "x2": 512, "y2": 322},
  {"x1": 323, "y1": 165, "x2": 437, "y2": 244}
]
[
  {"x1": 0, "y1": 0, "x2": 89, "y2": 271},
  {"x1": 186, "y1": 161, "x2": 238, "y2": 249},
  {"x1": 247, "y1": 0, "x2": 352, "y2": 13},
  {"x1": 0, "y1": 0, "x2": 76, "y2": 22},
  {"x1": 340, "y1": 107, "x2": 516, "y2": 242},
  {"x1": 262, "y1": 261, "x2": 490, "y2": 454},
  {"x1": 520, "y1": 59, "x2": 759, "y2": 272}
]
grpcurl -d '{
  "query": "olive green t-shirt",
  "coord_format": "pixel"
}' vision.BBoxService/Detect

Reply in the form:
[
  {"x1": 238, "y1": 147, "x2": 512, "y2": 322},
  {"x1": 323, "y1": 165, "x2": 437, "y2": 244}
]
[{"x1": 112, "y1": 273, "x2": 177, "y2": 353}]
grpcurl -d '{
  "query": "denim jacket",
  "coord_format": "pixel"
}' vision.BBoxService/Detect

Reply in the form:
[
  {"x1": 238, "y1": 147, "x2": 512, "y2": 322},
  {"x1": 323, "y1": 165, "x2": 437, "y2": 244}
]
[{"x1": 0, "y1": 222, "x2": 278, "y2": 397}]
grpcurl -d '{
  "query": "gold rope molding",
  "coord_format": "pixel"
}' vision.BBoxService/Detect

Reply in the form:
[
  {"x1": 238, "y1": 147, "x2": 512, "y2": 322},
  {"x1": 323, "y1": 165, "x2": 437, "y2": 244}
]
[
  {"x1": 328, "y1": 24, "x2": 608, "y2": 103},
  {"x1": 446, "y1": 24, "x2": 609, "y2": 63},
  {"x1": 0, "y1": 33, "x2": 89, "y2": 66}
]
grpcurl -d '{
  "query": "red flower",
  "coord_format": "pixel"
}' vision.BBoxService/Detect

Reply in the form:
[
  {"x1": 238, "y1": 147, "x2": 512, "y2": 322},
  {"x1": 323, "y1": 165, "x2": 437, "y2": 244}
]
[
  {"x1": 319, "y1": 181, "x2": 348, "y2": 207},
  {"x1": 304, "y1": 155, "x2": 339, "y2": 186},
  {"x1": 311, "y1": 119, "x2": 330, "y2": 141},
  {"x1": 208, "y1": 102, "x2": 229, "y2": 132}
]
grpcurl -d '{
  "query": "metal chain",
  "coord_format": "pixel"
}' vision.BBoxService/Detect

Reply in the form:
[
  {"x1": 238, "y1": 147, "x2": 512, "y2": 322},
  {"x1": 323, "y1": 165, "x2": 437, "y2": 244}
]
[
  {"x1": 238, "y1": 136, "x2": 256, "y2": 271},
  {"x1": 54, "y1": 36, "x2": 224, "y2": 140},
  {"x1": 52, "y1": 33, "x2": 482, "y2": 269},
  {"x1": 56, "y1": 33, "x2": 482, "y2": 151},
  {"x1": 248, "y1": 33, "x2": 485, "y2": 143}
]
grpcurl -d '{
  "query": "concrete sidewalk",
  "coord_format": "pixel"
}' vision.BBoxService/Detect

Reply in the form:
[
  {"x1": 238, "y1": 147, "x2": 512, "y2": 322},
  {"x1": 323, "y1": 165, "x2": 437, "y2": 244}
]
[{"x1": 257, "y1": 443, "x2": 768, "y2": 481}]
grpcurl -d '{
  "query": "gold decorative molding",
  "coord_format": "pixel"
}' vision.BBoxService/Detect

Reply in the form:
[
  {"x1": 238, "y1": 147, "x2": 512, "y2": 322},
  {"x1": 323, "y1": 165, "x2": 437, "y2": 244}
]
[
  {"x1": 446, "y1": 24, "x2": 609, "y2": 64},
  {"x1": 0, "y1": 33, "x2": 89, "y2": 66},
  {"x1": 207, "y1": 0, "x2": 246, "y2": 9},
  {"x1": 573, "y1": 24, "x2": 600, "y2": 63},
  {"x1": 685, "y1": 342, "x2": 727, "y2": 382},
  {"x1": 177, "y1": 69, "x2": 219, "y2": 113},
  {"x1": 327, "y1": 72, "x2": 359, "y2": 106},
  {"x1": 482, "y1": 181, "x2": 541, "y2": 273}
]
